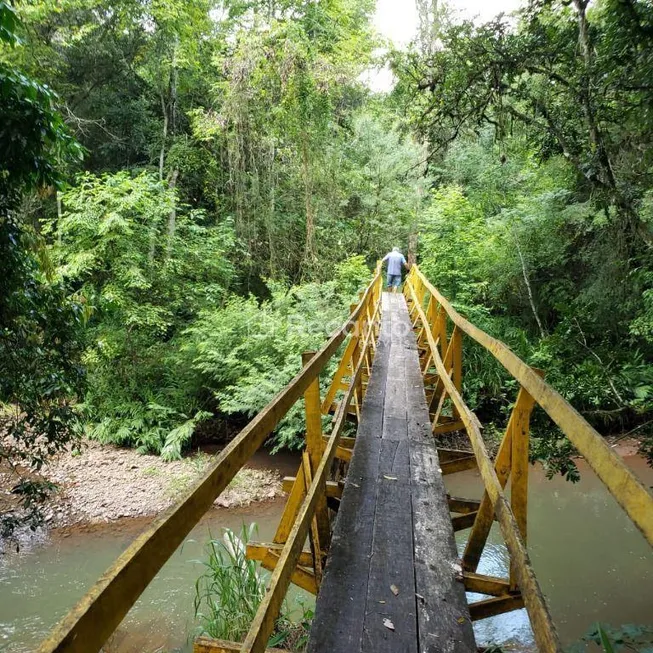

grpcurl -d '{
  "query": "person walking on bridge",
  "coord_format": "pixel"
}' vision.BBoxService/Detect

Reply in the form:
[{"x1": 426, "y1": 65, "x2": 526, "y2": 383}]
[{"x1": 382, "y1": 246, "x2": 409, "y2": 292}]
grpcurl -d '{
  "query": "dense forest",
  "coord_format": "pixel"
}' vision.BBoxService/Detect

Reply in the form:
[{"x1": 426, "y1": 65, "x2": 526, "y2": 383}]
[{"x1": 1, "y1": 0, "x2": 652, "y2": 534}]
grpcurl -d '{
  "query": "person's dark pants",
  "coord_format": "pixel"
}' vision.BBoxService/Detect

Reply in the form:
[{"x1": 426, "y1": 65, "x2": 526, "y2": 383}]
[{"x1": 387, "y1": 273, "x2": 401, "y2": 288}]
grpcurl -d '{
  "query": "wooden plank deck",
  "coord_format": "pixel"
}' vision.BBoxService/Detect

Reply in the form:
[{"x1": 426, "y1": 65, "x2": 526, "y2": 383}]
[{"x1": 308, "y1": 293, "x2": 476, "y2": 653}]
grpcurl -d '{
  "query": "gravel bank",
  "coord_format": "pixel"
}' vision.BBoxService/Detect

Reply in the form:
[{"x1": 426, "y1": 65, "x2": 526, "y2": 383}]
[{"x1": 39, "y1": 440, "x2": 283, "y2": 527}]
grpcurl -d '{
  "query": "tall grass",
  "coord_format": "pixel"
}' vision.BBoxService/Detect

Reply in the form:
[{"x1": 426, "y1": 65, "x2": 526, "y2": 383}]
[
  {"x1": 193, "y1": 523, "x2": 313, "y2": 651},
  {"x1": 194, "y1": 524, "x2": 265, "y2": 641}
]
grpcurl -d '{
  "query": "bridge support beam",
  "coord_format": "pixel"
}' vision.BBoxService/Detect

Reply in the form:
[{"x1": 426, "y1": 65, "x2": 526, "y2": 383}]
[
  {"x1": 462, "y1": 376, "x2": 541, "y2": 580},
  {"x1": 194, "y1": 637, "x2": 285, "y2": 653},
  {"x1": 469, "y1": 594, "x2": 525, "y2": 621}
]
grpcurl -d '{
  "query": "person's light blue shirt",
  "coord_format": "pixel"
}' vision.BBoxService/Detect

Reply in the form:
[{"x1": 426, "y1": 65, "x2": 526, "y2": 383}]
[{"x1": 383, "y1": 251, "x2": 406, "y2": 276}]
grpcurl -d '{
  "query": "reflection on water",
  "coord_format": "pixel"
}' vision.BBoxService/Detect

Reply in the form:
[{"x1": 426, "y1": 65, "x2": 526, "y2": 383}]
[
  {"x1": 0, "y1": 498, "x2": 291, "y2": 653},
  {"x1": 445, "y1": 456, "x2": 653, "y2": 649},
  {"x1": 1, "y1": 455, "x2": 651, "y2": 652}
]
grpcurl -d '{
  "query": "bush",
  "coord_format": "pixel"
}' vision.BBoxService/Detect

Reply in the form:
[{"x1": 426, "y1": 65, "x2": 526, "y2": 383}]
[
  {"x1": 182, "y1": 280, "x2": 353, "y2": 451},
  {"x1": 52, "y1": 171, "x2": 234, "y2": 459}
]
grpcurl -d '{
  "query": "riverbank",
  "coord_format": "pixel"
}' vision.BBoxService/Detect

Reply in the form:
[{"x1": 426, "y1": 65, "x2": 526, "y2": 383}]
[
  {"x1": 34, "y1": 440, "x2": 283, "y2": 528},
  {"x1": 2, "y1": 453, "x2": 651, "y2": 653}
]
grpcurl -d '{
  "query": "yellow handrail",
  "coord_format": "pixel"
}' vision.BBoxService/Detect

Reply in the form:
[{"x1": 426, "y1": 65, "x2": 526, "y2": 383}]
[
  {"x1": 404, "y1": 272, "x2": 562, "y2": 652},
  {"x1": 406, "y1": 265, "x2": 653, "y2": 547},
  {"x1": 37, "y1": 268, "x2": 383, "y2": 653}
]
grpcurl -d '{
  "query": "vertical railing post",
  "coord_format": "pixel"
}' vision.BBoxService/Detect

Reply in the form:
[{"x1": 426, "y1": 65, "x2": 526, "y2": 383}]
[
  {"x1": 434, "y1": 304, "x2": 448, "y2": 361},
  {"x1": 302, "y1": 352, "x2": 331, "y2": 548},
  {"x1": 463, "y1": 377, "x2": 540, "y2": 576},
  {"x1": 451, "y1": 327, "x2": 462, "y2": 420},
  {"x1": 349, "y1": 301, "x2": 362, "y2": 418},
  {"x1": 509, "y1": 371, "x2": 542, "y2": 589}
]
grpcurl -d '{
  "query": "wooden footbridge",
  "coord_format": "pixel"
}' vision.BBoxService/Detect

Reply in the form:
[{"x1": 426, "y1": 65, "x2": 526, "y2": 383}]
[{"x1": 38, "y1": 266, "x2": 653, "y2": 653}]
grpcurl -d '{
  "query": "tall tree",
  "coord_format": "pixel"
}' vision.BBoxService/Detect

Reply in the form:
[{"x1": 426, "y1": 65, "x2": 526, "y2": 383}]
[{"x1": 0, "y1": 0, "x2": 84, "y2": 537}]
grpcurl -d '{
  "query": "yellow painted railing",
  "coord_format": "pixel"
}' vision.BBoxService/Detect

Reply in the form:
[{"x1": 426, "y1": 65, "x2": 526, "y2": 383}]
[
  {"x1": 35, "y1": 261, "x2": 653, "y2": 653},
  {"x1": 37, "y1": 267, "x2": 384, "y2": 653},
  {"x1": 403, "y1": 265, "x2": 653, "y2": 652}
]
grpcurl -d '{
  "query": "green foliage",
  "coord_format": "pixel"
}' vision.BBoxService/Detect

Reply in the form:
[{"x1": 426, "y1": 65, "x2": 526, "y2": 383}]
[
  {"x1": 567, "y1": 622, "x2": 653, "y2": 652},
  {"x1": 0, "y1": 5, "x2": 82, "y2": 200},
  {"x1": 194, "y1": 524, "x2": 266, "y2": 642},
  {"x1": 419, "y1": 185, "x2": 488, "y2": 304},
  {"x1": 51, "y1": 171, "x2": 234, "y2": 458},
  {"x1": 193, "y1": 524, "x2": 312, "y2": 649},
  {"x1": 334, "y1": 114, "x2": 428, "y2": 262},
  {"x1": 2, "y1": 0, "x2": 401, "y2": 465},
  {"x1": 335, "y1": 255, "x2": 372, "y2": 296},
  {"x1": 182, "y1": 280, "x2": 353, "y2": 451},
  {"x1": 391, "y1": 0, "x2": 653, "y2": 465},
  {"x1": 0, "y1": 1, "x2": 84, "y2": 538},
  {"x1": 413, "y1": 128, "x2": 653, "y2": 466},
  {"x1": 5, "y1": 0, "x2": 651, "y2": 485}
]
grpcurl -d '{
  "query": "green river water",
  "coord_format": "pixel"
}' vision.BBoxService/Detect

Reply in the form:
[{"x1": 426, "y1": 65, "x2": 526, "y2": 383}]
[{"x1": 1, "y1": 453, "x2": 651, "y2": 652}]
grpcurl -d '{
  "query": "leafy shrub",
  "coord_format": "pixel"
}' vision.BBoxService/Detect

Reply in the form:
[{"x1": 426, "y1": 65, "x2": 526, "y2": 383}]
[
  {"x1": 417, "y1": 139, "x2": 653, "y2": 470},
  {"x1": 194, "y1": 525, "x2": 266, "y2": 642},
  {"x1": 52, "y1": 171, "x2": 234, "y2": 459},
  {"x1": 567, "y1": 622, "x2": 653, "y2": 652},
  {"x1": 335, "y1": 255, "x2": 372, "y2": 296},
  {"x1": 182, "y1": 280, "x2": 352, "y2": 451}
]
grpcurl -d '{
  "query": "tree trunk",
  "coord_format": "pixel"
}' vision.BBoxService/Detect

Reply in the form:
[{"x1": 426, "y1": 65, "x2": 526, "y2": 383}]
[
  {"x1": 408, "y1": 222, "x2": 418, "y2": 267},
  {"x1": 56, "y1": 191, "x2": 63, "y2": 248},
  {"x1": 513, "y1": 233, "x2": 546, "y2": 339},
  {"x1": 267, "y1": 143, "x2": 276, "y2": 277},
  {"x1": 159, "y1": 92, "x2": 168, "y2": 181},
  {"x1": 572, "y1": 0, "x2": 618, "y2": 192},
  {"x1": 166, "y1": 169, "x2": 179, "y2": 260},
  {"x1": 301, "y1": 136, "x2": 316, "y2": 270}
]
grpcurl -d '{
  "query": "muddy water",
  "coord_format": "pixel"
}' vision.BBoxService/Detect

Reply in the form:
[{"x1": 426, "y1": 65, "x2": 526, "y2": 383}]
[
  {"x1": 0, "y1": 498, "x2": 297, "y2": 653},
  {"x1": 445, "y1": 455, "x2": 653, "y2": 649},
  {"x1": 0, "y1": 450, "x2": 303, "y2": 653},
  {"x1": 1, "y1": 452, "x2": 652, "y2": 652}
]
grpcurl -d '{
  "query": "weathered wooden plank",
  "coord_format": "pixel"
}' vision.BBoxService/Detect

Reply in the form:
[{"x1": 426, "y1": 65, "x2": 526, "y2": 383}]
[
  {"x1": 469, "y1": 594, "x2": 525, "y2": 621},
  {"x1": 441, "y1": 455, "x2": 478, "y2": 475},
  {"x1": 307, "y1": 470, "x2": 378, "y2": 652},
  {"x1": 452, "y1": 512, "x2": 478, "y2": 531},
  {"x1": 404, "y1": 346, "x2": 438, "y2": 446},
  {"x1": 462, "y1": 572, "x2": 511, "y2": 597},
  {"x1": 400, "y1": 294, "x2": 476, "y2": 653},
  {"x1": 361, "y1": 478, "x2": 418, "y2": 653},
  {"x1": 407, "y1": 442, "x2": 476, "y2": 652},
  {"x1": 347, "y1": 430, "x2": 383, "y2": 480},
  {"x1": 311, "y1": 291, "x2": 476, "y2": 653},
  {"x1": 412, "y1": 480, "x2": 477, "y2": 652},
  {"x1": 383, "y1": 376, "x2": 407, "y2": 419},
  {"x1": 378, "y1": 438, "x2": 410, "y2": 479},
  {"x1": 448, "y1": 496, "x2": 481, "y2": 514},
  {"x1": 381, "y1": 413, "x2": 408, "y2": 439},
  {"x1": 307, "y1": 298, "x2": 391, "y2": 653}
]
